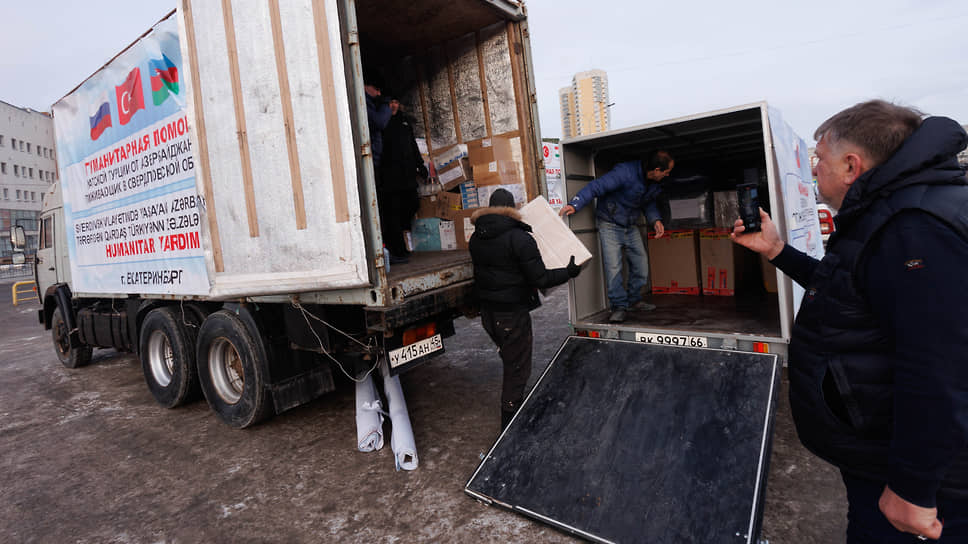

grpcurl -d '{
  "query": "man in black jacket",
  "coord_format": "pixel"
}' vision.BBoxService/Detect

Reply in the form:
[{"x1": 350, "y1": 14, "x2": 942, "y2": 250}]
[
  {"x1": 379, "y1": 98, "x2": 428, "y2": 264},
  {"x1": 733, "y1": 100, "x2": 968, "y2": 542},
  {"x1": 470, "y1": 189, "x2": 582, "y2": 428}
]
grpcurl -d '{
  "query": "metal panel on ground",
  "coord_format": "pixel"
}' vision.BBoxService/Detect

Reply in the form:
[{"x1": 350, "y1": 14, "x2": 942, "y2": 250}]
[{"x1": 465, "y1": 337, "x2": 778, "y2": 544}]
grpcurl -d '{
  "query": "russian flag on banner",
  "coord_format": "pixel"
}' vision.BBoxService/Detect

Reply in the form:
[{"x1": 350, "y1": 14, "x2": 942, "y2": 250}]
[
  {"x1": 89, "y1": 92, "x2": 112, "y2": 140},
  {"x1": 149, "y1": 54, "x2": 179, "y2": 106}
]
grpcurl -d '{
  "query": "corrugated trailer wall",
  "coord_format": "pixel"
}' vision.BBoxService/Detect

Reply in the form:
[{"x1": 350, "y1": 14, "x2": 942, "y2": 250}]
[{"x1": 371, "y1": 19, "x2": 541, "y2": 203}]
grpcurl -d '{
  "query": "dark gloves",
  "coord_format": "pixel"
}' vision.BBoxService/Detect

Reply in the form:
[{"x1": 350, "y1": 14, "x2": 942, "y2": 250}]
[{"x1": 566, "y1": 256, "x2": 582, "y2": 278}]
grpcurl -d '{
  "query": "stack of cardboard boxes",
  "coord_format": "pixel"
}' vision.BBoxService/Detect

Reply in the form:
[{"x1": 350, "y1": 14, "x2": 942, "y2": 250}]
[
  {"x1": 647, "y1": 189, "x2": 766, "y2": 297},
  {"x1": 411, "y1": 132, "x2": 526, "y2": 251}
]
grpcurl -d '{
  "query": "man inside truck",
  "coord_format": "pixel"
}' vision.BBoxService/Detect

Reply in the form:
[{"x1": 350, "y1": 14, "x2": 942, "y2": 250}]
[
  {"x1": 378, "y1": 96, "x2": 428, "y2": 264},
  {"x1": 471, "y1": 189, "x2": 583, "y2": 429},
  {"x1": 558, "y1": 151, "x2": 673, "y2": 323},
  {"x1": 732, "y1": 100, "x2": 968, "y2": 542}
]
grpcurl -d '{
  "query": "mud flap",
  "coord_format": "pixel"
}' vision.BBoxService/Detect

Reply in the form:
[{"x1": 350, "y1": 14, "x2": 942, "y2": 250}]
[{"x1": 465, "y1": 336, "x2": 779, "y2": 544}]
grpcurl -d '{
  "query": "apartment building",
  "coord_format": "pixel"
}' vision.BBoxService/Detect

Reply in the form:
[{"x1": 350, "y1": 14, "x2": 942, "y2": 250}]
[
  {"x1": 0, "y1": 100, "x2": 57, "y2": 256},
  {"x1": 558, "y1": 69, "x2": 610, "y2": 139}
]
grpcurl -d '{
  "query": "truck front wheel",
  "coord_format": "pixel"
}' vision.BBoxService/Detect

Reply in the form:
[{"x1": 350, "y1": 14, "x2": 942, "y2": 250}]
[
  {"x1": 196, "y1": 310, "x2": 272, "y2": 428},
  {"x1": 51, "y1": 307, "x2": 92, "y2": 369},
  {"x1": 140, "y1": 307, "x2": 202, "y2": 408}
]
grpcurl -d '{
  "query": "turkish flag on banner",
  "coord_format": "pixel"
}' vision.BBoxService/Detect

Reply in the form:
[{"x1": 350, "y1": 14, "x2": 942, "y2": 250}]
[{"x1": 116, "y1": 67, "x2": 145, "y2": 125}]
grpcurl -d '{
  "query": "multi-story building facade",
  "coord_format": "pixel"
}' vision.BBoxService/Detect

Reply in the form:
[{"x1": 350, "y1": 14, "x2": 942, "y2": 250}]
[
  {"x1": 558, "y1": 69, "x2": 610, "y2": 139},
  {"x1": 0, "y1": 100, "x2": 57, "y2": 258}
]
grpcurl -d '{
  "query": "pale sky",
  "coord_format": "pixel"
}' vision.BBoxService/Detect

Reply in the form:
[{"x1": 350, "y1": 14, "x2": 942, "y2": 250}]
[{"x1": 2, "y1": 0, "x2": 966, "y2": 144}]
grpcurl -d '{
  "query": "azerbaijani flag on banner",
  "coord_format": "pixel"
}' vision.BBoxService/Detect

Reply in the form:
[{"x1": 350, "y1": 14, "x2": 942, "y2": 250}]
[
  {"x1": 89, "y1": 92, "x2": 112, "y2": 140},
  {"x1": 149, "y1": 54, "x2": 179, "y2": 106}
]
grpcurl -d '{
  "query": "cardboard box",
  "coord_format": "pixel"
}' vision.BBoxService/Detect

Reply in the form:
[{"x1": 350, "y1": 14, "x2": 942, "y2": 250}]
[
  {"x1": 714, "y1": 191, "x2": 740, "y2": 228},
  {"x1": 436, "y1": 190, "x2": 463, "y2": 220},
  {"x1": 647, "y1": 229, "x2": 700, "y2": 295},
  {"x1": 699, "y1": 228, "x2": 737, "y2": 296},
  {"x1": 411, "y1": 218, "x2": 456, "y2": 251},
  {"x1": 518, "y1": 195, "x2": 592, "y2": 269},
  {"x1": 761, "y1": 255, "x2": 778, "y2": 293},
  {"x1": 467, "y1": 134, "x2": 516, "y2": 165},
  {"x1": 416, "y1": 191, "x2": 463, "y2": 220},
  {"x1": 667, "y1": 192, "x2": 714, "y2": 229},
  {"x1": 477, "y1": 183, "x2": 527, "y2": 207},
  {"x1": 437, "y1": 158, "x2": 471, "y2": 191},
  {"x1": 474, "y1": 159, "x2": 519, "y2": 186},
  {"x1": 452, "y1": 208, "x2": 478, "y2": 250},
  {"x1": 459, "y1": 180, "x2": 479, "y2": 208},
  {"x1": 431, "y1": 143, "x2": 468, "y2": 171}
]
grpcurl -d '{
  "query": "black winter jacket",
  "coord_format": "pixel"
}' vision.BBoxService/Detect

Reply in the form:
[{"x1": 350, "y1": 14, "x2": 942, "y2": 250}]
[
  {"x1": 469, "y1": 207, "x2": 571, "y2": 311},
  {"x1": 380, "y1": 113, "x2": 427, "y2": 192},
  {"x1": 779, "y1": 116, "x2": 968, "y2": 505}
]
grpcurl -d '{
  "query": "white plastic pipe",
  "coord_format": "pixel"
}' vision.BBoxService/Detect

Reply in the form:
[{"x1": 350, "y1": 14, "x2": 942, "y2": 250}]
[
  {"x1": 383, "y1": 373, "x2": 419, "y2": 471},
  {"x1": 355, "y1": 374, "x2": 384, "y2": 452}
]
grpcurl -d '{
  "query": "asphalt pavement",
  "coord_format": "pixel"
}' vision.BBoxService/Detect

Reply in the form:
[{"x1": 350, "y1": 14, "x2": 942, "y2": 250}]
[{"x1": 0, "y1": 280, "x2": 846, "y2": 543}]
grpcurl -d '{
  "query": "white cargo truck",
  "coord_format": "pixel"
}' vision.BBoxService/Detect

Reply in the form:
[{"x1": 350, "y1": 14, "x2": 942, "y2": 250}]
[
  {"x1": 31, "y1": 1, "x2": 546, "y2": 428},
  {"x1": 561, "y1": 103, "x2": 824, "y2": 360}
]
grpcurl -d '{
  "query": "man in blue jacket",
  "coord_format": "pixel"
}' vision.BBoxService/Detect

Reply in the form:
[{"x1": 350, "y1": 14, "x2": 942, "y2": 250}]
[
  {"x1": 733, "y1": 100, "x2": 968, "y2": 542},
  {"x1": 559, "y1": 151, "x2": 673, "y2": 322}
]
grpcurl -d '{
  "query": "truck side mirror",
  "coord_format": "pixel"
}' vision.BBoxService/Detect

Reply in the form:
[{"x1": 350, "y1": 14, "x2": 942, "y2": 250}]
[
  {"x1": 10, "y1": 225, "x2": 26, "y2": 250},
  {"x1": 10, "y1": 225, "x2": 26, "y2": 264}
]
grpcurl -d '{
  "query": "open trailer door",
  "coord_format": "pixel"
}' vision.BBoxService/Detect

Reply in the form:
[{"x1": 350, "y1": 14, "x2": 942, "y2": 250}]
[{"x1": 465, "y1": 336, "x2": 779, "y2": 543}]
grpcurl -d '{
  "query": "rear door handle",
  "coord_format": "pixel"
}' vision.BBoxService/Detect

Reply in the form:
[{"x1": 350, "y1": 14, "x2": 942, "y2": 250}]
[{"x1": 49, "y1": 267, "x2": 55, "y2": 271}]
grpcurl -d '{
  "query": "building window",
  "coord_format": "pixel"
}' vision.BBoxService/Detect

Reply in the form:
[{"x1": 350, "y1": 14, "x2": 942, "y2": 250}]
[
  {"x1": 0, "y1": 135, "x2": 3, "y2": 146},
  {"x1": 0, "y1": 162, "x2": 5, "y2": 174},
  {"x1": 10, "y1": 138, "x2": 15, "y2": 149},
  {"x1": 29, "y1": 168, "x2": 33, "y2": 178},
  {"x1": 13, "y1": 165, "x2": 19, "y2": 177},
  {"x1": 2, "y1": 188, "x2": 6, "y2": 199},
  {"x1": 19, "y1": 141, "x2": 24, "y2": 151},
  {"x1": 31, "y1": 192, "x2": 36, "y2": 201},
  {"x1": 16, "y1": 190, "x2": 21, "y2": 200}
]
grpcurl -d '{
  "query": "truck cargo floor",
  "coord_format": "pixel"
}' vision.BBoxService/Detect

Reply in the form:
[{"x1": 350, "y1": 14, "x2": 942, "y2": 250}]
[
  {"x1": 387, "y1": 250, "x2": 472, "y2": 281},
  {"x1": 582, "y1": 293, "x2": 782, "y2": 337}
]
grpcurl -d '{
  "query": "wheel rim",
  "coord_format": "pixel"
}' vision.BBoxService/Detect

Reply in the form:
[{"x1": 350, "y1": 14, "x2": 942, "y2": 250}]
[
  {"x1": 147, "y1": 330, "x2": 174, "y2": 387},
  {"x1": 54, "y1": 317, "x2": 70, "y2": 358},
  {"x1": 208, "y1": 337, "x2": 244, "y2": 404}
]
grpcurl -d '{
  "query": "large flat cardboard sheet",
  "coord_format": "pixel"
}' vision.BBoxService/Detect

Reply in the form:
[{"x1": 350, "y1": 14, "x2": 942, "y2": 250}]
[
  {"x1": 519, "y1": 196, "x2": 592, "y2": 269},
  {"x1": 466, "y1": 337, "x2": 778, "y2": 544}
]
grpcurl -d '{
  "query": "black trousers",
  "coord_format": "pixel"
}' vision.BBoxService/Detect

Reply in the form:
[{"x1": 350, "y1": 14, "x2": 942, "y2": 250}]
[
  {"x1": 481, "y1": 308, "x2": 533, "y2": 416},
  {"x1": 378, "y1": 188, "x2": 418, "y2": 256}
]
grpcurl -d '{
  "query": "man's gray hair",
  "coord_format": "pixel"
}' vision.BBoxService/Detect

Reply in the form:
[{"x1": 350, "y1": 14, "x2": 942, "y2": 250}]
[{"x1": 813, "y1": 100, "x2": 923, "y2": 167}]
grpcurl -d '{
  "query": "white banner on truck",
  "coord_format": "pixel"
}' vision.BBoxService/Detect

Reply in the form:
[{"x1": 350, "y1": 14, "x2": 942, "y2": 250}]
[
  {"x1": 768, "y1": 107, "x2": 824, "y2": 314},
  {"x1": 52, "y1": 15, "x2": 209, "y2": 295}
]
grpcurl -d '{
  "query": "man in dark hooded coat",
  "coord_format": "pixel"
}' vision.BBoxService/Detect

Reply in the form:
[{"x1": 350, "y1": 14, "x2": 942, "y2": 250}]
[{"x1": 469, "y1": 188, "x2": 582, "y2": 428}]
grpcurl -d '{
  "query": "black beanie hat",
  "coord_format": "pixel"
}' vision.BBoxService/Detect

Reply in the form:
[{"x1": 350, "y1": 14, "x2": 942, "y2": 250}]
[{"x1": 488, "y1": 188, "x2": 515, "y2": 208}]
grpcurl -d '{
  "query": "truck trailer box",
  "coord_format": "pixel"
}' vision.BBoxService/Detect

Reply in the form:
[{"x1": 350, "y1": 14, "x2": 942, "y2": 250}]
[{"x1": 38, "y1": 0, "x2": 543, "y2": 430}]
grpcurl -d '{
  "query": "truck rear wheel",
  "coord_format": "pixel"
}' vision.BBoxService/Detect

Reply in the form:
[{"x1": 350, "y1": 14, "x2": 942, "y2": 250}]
[
  {"x1": 51, "y1": 307, "x2": 92, "y2": 369},
  {"x1": 196, "y1": 310, "x2": 272, "y2": 428},
  {"x1": 140, "y1": 307, "x2": 202, "y2": 408}
]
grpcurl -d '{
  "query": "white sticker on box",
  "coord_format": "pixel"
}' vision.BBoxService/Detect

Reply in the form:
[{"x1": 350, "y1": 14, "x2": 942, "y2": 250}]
[
  {"x1": 439, "y1": 165, "x2": 464, "y2": 185},
  {"x1": 488, "y1": 162, "x2": 497, "y2": 172},
  {"x1": 439, "y1": 220, "x2": 457, "y2": 250},
  {"x1": 462, "y1": 217, "x2": 475, "y2": 242}
]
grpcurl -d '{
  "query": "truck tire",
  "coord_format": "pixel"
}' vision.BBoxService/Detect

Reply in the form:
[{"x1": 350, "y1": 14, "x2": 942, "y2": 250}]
[
  {"x1": 51, "y1": 307, "x2": 92, "y2": 369},
  {"x1": 196, "y1": 310, "x2": 272, "y2": 428},
  {"x1": 140, "y1": 307, "x2": 202, "y2": 408}
]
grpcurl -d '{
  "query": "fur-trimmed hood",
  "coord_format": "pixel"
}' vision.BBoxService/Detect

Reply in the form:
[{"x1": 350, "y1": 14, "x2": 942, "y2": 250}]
[{"x1": 470, "y1": 206, "x2": 531, "y2": 241}]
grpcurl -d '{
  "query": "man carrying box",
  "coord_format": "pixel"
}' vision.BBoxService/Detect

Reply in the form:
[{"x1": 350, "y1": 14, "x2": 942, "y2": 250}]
[
  {"x1": 470, "y1": 189, "x2": 583, "y2": 429},
  {"x1": 559, "y1": 151, "x2": 674, "y2": 323}
]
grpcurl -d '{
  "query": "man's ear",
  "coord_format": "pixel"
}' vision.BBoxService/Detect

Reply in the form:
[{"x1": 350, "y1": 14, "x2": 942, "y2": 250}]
[{"x1": 843, "y1": 152, "x2": 868, "y2": 185}]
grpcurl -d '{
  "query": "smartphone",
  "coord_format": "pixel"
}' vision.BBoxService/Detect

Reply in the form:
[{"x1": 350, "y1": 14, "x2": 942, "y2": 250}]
[{"x1": 737, "y1": 183, "x2": 761, "y2": 232}]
